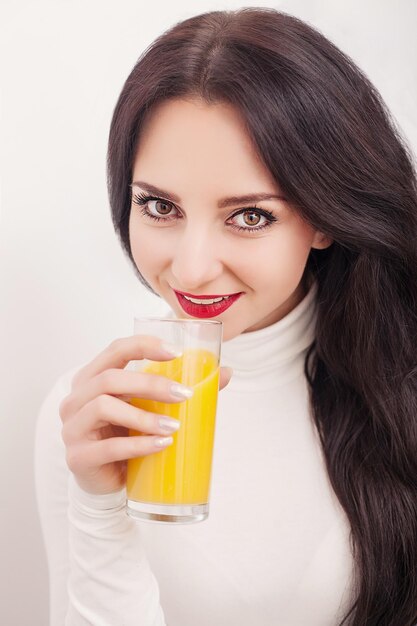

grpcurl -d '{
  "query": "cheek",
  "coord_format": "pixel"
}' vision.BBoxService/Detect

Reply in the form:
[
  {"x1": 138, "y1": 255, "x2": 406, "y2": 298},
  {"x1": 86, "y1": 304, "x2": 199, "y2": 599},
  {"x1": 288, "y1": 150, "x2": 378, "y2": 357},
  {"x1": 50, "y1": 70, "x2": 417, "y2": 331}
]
[
  {"x1": 130, "y1": 234, "x2": 152, "y2": 270},
  {"x1": 129, "y1": 215, "x2": 160, "y2": 275},
  {"x1": 237, "y1": 225, "x2": 315, "y2": 288}
]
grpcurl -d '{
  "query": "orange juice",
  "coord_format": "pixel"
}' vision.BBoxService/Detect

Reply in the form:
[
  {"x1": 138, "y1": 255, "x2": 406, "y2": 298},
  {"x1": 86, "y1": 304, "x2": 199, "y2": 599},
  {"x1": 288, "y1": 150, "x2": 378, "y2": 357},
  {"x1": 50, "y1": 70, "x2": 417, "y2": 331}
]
[{"x1": 126, "y1": 348, "x2": 220, "y2": 505}]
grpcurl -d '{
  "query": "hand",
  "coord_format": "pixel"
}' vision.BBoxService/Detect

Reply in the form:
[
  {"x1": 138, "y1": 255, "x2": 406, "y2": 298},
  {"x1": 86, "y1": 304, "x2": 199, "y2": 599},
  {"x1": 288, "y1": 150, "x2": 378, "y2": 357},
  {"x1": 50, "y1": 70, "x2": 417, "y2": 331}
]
[{"x1": 59, "y1": 335, "x2": 232, "y2": 495}]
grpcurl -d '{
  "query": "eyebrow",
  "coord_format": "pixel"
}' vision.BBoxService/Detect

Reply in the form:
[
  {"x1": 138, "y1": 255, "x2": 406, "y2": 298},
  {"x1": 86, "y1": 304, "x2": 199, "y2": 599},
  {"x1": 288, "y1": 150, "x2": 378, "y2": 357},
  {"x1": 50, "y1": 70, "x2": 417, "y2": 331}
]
[{"x1": 130, "y1": 180, "x2": 286, "y2": 208}]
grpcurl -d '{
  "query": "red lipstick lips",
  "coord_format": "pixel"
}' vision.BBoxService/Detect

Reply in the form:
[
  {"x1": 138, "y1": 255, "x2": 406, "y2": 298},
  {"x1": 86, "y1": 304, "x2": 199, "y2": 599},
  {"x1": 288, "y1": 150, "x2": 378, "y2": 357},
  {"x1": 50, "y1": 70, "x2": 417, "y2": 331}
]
[{"x1": 173, "y1": 290, "x2": 243, "y2": 318}]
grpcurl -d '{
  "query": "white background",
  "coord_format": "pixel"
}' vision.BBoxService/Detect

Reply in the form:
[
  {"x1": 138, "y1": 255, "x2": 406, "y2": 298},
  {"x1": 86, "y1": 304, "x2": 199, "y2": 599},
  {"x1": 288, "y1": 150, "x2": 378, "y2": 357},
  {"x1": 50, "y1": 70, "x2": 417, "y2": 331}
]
[{"x1": 1, "y1": 1, "x2": 416, "y2": 623}]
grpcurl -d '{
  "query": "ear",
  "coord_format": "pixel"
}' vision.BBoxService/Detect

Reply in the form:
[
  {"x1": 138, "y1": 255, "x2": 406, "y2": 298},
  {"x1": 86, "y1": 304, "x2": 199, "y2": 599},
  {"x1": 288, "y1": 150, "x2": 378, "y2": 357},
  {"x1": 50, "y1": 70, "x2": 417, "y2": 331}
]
[{"x1": 311, "y1": 230, "x2": 333, "y2": 250}]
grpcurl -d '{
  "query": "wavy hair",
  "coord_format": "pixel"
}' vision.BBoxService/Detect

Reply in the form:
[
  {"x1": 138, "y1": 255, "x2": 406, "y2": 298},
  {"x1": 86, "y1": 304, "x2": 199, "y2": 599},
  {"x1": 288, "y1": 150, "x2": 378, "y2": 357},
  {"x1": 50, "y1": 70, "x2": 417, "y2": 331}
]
[{"x1": 106, "y1": 8, "x2": 417, "y2": 625}]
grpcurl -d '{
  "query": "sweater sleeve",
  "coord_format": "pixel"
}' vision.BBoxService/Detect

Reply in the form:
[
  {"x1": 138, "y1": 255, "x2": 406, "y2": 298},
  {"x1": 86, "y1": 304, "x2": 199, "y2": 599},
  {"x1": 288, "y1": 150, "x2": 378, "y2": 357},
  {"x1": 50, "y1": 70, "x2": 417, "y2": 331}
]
[
  {"x1": 66, "y1": 476, "x2": 166, "y2": 626},
  {"x1": 35, "y1": 369, "x2": 166, "y2": 626}
]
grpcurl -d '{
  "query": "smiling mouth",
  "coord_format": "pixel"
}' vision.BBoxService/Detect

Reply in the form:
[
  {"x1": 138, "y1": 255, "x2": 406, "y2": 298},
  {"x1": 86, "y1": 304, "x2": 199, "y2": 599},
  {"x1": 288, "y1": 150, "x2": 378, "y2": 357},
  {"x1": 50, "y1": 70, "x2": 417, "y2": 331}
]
[
  {"x1": 173, "y1": 289, "x2": 243, "y2": 318},
  {"x1": 174, "y1": 289, "x2": 242, "y2": 305}
]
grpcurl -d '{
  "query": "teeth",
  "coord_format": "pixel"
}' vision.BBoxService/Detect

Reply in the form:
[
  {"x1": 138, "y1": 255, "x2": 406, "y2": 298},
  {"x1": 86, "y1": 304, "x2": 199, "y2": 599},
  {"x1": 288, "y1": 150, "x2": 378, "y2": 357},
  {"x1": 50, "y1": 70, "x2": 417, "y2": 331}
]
[{"x1": 183, "y1": 295, "x2": 230, "y2": 305}]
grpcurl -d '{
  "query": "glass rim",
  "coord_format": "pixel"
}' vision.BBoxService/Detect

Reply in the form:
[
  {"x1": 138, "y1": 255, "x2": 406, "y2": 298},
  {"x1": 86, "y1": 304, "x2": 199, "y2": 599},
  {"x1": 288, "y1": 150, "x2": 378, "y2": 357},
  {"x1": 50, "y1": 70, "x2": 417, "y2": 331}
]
[{"x1": 133, "y1": 317, "x2": 222, "y2": 326}]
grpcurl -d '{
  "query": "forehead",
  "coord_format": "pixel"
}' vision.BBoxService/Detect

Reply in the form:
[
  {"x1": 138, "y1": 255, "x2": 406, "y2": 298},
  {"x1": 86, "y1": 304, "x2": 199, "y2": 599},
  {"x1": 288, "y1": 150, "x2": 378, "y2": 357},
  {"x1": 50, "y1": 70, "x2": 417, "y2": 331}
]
[{"x1": 132, "y1": 97, "x2": 280, "y2": 195}]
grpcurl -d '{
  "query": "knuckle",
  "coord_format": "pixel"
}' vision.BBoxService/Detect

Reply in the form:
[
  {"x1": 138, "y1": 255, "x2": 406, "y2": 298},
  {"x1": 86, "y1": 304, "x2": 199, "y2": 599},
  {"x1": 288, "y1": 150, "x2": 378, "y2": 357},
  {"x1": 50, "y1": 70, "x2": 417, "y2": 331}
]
[
  {"x1": 108, "y1": 338, "x2": 125, "y2": 358},
  {"x1": 65, "y1": 447, "x2": 83, "y2": 474},
  {"x1": 60, "y1": 423, "x2": 68, "y2": 444},
  {"x1": 71, "y1": 369, "x2": 84, "y2": 390},
  {"x1": 58, "y1": 395, "x2": 72, "y2": 422},
  {"x1": 100, "y1": 437, "x2": 122, "y2": 464},
  {"x1": 138, "y1": 373, "x2": 162, "y2": 399},
  {"x1": 129, "y1": 434, "x2": 146, "y2": 456},
  {"x1": 132, "y1": 371, "x2": 154, "y2": 397},
  {"x1": 134, "y1": 334, "x2": 161, "y2": 354},
  {"x1": 92, "y1": 394, "x2": 111, "y2": 419},
  {"x1": 149, "y1": 373, "x2": 168, "y2": 393},
  {"x1": 98, "y1": 368, "x2": 118, "y2": 390},
  {"x1": 138, "y1": 335, "x2": 162, "y2": 349},
  {"x1": 134, "y1": 334, "x2": 151, "y2": 348},
  {"x1": 134, "y1": 408, "x2": 152, "y2": 432},
  {"x1": 61, "y1": 422, "x2": 79, "y2": 447}
]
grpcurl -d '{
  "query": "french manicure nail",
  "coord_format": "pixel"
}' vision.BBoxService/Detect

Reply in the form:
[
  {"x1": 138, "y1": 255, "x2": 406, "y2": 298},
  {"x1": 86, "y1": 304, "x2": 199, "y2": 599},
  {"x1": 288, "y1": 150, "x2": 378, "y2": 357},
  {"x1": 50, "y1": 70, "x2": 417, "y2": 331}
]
[
  {"x1": 161, "y1": 342, "x2": 183, "y2": 357},
  {"x1": 170, "y1": 383, "x2": 194, "y2": 399},
  {"x1": 155, "y1": 436, "x2": 174, "y2": 448},
  {"x1": 159, "y1": 417, "x2": 180, "y2": 433}
]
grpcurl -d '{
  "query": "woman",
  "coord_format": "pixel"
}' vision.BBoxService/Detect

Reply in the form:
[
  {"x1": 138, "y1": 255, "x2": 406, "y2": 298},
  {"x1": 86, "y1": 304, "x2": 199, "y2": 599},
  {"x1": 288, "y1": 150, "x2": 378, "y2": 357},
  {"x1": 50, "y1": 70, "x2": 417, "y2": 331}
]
[{"x1": 35, "y1": 7, "x2": 417, "y2": 626}]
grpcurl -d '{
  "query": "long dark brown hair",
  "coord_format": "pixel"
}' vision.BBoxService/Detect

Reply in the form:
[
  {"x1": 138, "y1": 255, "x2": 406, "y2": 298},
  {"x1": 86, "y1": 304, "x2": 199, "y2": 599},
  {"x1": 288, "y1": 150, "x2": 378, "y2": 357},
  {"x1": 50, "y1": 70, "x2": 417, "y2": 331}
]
[{"x1": 106, "y1": 8, "x2": 417, "y2": 625}]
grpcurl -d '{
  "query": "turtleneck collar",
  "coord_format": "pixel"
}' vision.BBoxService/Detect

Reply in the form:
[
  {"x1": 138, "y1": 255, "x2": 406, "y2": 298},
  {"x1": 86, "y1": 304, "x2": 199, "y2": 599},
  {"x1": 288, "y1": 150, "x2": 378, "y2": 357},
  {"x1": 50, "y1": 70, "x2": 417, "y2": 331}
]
[{"x1": 220, "y1": 281, "x2": 318, "y2": 392}]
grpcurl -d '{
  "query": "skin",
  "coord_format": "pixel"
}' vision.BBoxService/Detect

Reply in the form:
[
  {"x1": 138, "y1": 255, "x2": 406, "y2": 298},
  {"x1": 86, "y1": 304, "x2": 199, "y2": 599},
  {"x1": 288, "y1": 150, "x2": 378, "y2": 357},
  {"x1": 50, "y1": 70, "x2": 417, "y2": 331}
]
[
  {"x1": 60, "y1": 96, "x2": 332, "y2": 495},
  {"x1": 60, "y1": 336, "x2": 233, "y2": 494},
  {"x1": 129, "y1": 97, "x2": 332, "y2": 342}
]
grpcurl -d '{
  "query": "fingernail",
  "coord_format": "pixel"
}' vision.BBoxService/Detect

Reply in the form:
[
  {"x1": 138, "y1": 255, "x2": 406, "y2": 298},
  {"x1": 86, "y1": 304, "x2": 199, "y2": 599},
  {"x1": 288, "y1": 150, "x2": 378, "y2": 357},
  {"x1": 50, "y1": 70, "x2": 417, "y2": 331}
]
[
  {"x1": 170, "y1": 383, "x2": 194, "y2": 399},
  {"x1": 161, "y1": 342, "x2": 183, "y2": 357},
  {"x1": 154, "y1": 436, "x2": 174, "y2": 448},
  {"x1": 159, "y1": 417, "x2": 180, "y2": 433}
]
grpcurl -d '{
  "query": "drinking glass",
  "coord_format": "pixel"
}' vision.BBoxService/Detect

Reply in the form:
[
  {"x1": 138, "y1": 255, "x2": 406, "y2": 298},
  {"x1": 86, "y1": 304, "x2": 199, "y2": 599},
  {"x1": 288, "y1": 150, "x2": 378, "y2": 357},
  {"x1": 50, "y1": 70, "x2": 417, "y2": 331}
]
[{"x1": 126, "y1": 317, "x2": 223, "y2": 524}]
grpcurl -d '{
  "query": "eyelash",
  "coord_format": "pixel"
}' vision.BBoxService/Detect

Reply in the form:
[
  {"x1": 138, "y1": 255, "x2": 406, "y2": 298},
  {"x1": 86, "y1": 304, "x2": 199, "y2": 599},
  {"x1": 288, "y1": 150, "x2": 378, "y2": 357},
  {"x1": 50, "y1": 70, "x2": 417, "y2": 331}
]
[{"x1": 131, "y1": 192, "x2": 278, "y2": 233}]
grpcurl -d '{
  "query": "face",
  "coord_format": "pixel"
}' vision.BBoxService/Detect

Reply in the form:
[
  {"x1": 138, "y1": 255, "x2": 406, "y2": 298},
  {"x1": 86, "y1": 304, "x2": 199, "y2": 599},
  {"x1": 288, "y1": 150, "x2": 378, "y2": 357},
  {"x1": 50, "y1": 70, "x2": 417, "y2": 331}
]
[{"x1": 129, "y1": 97, "x2": 332, "y2": 342}]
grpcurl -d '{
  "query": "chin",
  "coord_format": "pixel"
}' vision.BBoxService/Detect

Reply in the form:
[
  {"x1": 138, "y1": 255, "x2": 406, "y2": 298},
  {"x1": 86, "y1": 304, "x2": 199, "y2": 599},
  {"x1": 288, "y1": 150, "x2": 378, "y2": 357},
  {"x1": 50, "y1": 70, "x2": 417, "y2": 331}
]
[{"x1": 220, "y1": 324, "x2": 242, "y2": 342}]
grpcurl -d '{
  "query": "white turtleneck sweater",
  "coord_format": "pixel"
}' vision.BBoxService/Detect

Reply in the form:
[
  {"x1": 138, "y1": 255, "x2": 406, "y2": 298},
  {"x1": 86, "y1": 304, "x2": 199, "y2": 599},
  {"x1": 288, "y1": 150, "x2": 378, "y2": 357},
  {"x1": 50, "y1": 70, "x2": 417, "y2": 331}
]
[{"x1": 35, "y1": 283, "x2": 355, "y2": 626}]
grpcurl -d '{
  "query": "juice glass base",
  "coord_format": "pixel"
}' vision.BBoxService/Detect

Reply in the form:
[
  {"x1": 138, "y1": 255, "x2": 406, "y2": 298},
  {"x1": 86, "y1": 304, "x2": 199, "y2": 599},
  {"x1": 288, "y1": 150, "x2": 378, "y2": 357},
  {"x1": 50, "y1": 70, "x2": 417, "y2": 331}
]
[{"x1": 126, "y1": 500, "x2": 209, "y2": 524}]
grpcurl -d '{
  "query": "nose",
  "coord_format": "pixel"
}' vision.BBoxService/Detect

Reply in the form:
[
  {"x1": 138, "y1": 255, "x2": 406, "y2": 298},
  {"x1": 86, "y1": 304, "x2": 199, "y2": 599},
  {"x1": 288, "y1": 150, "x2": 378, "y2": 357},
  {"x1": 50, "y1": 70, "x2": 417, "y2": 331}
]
[{"x1": 170, "y1": 224, "x2": 224, "y2": 291}]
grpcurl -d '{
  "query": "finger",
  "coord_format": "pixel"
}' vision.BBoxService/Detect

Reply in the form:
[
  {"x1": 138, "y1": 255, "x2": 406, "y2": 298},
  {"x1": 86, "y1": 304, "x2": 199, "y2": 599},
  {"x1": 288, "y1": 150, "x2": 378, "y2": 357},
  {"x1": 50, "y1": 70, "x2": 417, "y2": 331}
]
[
  {"x1": 66, "y1": 435, "x2": 173, "y2": 473},
  {"x1": 71, "y1": 335, "x2": 182, "y2": 389},
  {"x1": 62, "y1": 394, "x2": 180, "y2": 443},
  {"x1": 60, "y1": 368, "x2": 193, "y2": 420},
  {"x1": 219, "y1": 366, "x2": 233, "y2": 390}
]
